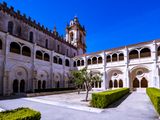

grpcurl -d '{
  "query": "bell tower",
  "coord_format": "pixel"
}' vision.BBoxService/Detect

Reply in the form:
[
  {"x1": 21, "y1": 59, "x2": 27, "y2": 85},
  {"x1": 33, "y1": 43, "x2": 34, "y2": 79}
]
[{"x1": 66, "y1": 16, "x2": 86, "y2": 55}]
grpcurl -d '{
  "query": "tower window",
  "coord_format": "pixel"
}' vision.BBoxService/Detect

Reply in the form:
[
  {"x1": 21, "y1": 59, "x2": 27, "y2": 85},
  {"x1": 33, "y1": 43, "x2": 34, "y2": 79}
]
[
  {"x1": 70, "y1": 32, "x2": 74, "y2": 41},
  {"x1": 17, "y1": 26, "x2": 21, "y2": 36}
]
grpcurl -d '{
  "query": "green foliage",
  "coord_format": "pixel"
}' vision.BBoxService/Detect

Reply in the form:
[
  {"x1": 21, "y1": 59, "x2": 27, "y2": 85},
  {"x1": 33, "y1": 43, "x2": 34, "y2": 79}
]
[
  {"x1": 146, "y1": 88, "x2": 160, "y2": 115},
  {"x1": 0, "y1": 107, "x2": 41, "y2": 120},
  {"x1": 91, "y1": 88, "x2": 130, "y2": 108}
]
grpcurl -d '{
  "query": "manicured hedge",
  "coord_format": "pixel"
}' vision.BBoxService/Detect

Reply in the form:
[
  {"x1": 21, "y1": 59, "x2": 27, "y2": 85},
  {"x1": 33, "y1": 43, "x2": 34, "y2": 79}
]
[
  {"x1": 146, "y1": 88, "x2": 160, "y2": 115},
  {"x1": 34, "y1": 87, "x2": 76, "y2": 93},
  {"x1": 0, "y1": 107, "x2": 41, "y2": 120},
  {"x1": 91, "y1": 88, "x2": 130, "y2": 108}
]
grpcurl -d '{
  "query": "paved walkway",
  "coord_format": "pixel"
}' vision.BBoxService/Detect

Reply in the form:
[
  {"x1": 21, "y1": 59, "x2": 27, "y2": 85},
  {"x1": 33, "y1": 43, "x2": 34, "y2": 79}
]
[{"x1": 0, "y1": 91, "x2": 158, "y2": 120}]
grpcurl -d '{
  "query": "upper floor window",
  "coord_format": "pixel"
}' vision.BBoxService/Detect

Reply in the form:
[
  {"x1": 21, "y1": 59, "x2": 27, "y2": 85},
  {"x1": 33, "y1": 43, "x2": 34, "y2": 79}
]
[
  {"x1": 66, "y1": 49, "x2": 69, "y2": 56},
  {"x1": 29, "y1": 31, "x2": 34, "y2": 43},
  {"x1": 10, "y1": 42, "x2": 20, "y2": 54},
  {"x1": 8, "y1": 21, "x2": 14, "y2": 34},
  {"x1": 70, "y1": 32, "x2": 74, "y2": 41},
  {"x1": 17, "y1": 26, "x2": 21, "y2": 36},
  {"x1": 45, "y1": 39, "x2": 48, "y2": 48},
  {"x1": 57, "y1": 45, "x2": 60, "y2": 52},
  {"x1": 140, "y1": 48, "x2": 151, "y2": 58},
  {"x1": 129, "y1": 50, "x2": 138, "y2": 60}
]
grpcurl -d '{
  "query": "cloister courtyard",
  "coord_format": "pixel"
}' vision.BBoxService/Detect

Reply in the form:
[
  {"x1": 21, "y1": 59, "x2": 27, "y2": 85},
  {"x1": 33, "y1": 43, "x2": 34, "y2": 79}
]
[{"x1": 0, "y1": 90, "x2": 159, "y2": 120}]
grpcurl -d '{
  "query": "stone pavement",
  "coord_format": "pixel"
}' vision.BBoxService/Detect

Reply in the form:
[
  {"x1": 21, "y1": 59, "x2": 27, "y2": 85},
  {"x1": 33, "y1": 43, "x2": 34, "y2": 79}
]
[{"x1": 0, "y1": 91, "x2": 158, "y2": 120}]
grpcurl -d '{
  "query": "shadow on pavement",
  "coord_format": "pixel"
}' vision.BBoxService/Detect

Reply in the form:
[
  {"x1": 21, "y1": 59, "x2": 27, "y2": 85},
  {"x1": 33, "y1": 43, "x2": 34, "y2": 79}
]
[{"x1": 107, "y1": 92, "x2": 131, "y2": 108}]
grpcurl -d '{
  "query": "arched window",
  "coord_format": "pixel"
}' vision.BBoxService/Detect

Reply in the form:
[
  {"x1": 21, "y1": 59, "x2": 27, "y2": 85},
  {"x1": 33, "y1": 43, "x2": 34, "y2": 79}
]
[
  {"x1": 157, "y1": 46, "x2": 160, "y2": 56},
  {"x1": 70, "y1": 32, "x2": 74, "y2": 41},
  {"x1": 98, "y1": 57, "x2": 102, "y2": 64},
  {"x1": 140, "y1": 48, "x2": 151, "y2": 58},
  {"x1": 17, "y1": 26, "x2": 21, "y2": 36},
  {"x1": 0, "y1": 39, "x2": 2, "y2": 50},
  {"x1": 59, "y1": 58, "x2": 62, "y2": 65},
  {"x1": 53, "y1": 56, "x2": 58, "y2": 63},
  {"x1": 133, "y1": 78, "x2": 139, "y2": 88},
  {"x1": 13, "y1": 79, "x2": 18, "y2": 93},
  {"x1": 29, "y1": 31, "x2": 34, "y2": 42},
  {"x1": 10, "y1": 42, "x2": 20, "y2": 54},
  {"x1": 87, "y1": 58, "x2": 91, "y2": 65},
  {"x1": 38, "y1": 80, "x2": 41, "y2": 89},
  {"x1": 42, "y1": 80, "x2": 46, "y2": 89},
  {"x1": 106, "y1": 55, "x2": 111, "y2": 62},
  {"x1": 22, "y1": 46, "x2": 31, "y2": 57},
  {"x1": 114, "y1": 80, "x2": 118, "y2": 88},
  {"x1": 36, "y1": 50, "x2": 43, "y2": 60},
  {"x1": 119, "y1": 79, "x2": 123, "y2": 88},
  {"x1": 73, "y1": 61, "x2": 76, "y2": 67},
  {"x1": 141, "y1": 78, "x2": 148, "y2": 88},
  {"x1": 77, "y1": 60, "x2": 80, "y2": 66},
  {"x1": 65, "y1": 59, "x2": 70, "y2": 67},
  {"x1": 20, "y1": 80, "x2": 25, "y2": 93},
  {"x1": 119, "y1": 53, "x2": 124, "y2": 61},
  {"x1": 112, "y1": 53, "x2": 118, "y2": 62},
  {"x1": 92, "y1": 57, "x2": 97, "y2": 64},
  {"x1": 129, "y1": 50, "x2": 139, "y2": 59},
  {"x1": 44, "y1": 53, "x2": 50, "y2": 62},
  {"x1": 8, "y1": 21, "x2": 14, "y2": 34},
  {"x1": 81, "y1": 60, "x2": 84, "y2": 66},
  {"x1": 109, "y1": 80, "x2": 113, "y2": 88}
]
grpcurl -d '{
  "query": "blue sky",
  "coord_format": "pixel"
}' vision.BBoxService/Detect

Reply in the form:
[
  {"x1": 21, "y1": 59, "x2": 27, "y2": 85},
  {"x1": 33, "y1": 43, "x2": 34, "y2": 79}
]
[{"x1": 1, "y1": 0, "x2": 160, "y2": 53}]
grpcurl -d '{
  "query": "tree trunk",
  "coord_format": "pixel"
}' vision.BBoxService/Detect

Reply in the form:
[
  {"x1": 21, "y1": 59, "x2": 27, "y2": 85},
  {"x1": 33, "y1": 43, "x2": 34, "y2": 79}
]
[
  {"x1": 85, "y1": 88, "x2": 89, "y2": 101},
  {"x1": 78, "y1": 88, "x2": 80, "y2": 94}
]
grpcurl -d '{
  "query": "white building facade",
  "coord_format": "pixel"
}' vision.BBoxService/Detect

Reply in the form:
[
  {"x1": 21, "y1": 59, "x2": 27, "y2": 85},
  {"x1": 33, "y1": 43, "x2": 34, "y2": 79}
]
[{"x1": 0, "y1": 2, "x2": 160, "y2": 96}]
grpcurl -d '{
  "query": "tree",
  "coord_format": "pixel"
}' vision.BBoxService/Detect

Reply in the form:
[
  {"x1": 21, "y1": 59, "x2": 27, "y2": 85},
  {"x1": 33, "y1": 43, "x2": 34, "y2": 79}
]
[{"x1": 71, "y1": 67, "x2": 102, "y2": 101}]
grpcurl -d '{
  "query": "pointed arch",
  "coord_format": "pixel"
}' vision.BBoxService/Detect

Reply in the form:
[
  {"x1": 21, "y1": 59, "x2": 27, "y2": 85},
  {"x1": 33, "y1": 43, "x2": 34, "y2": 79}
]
[
  {"x1": 20, "y1": 80, "x2": 25, "y2": 93},
  {"x1": 38, "y1": 80, "x2": 41, "y2": 89},
  {"x1": 114, "y1": 80, "x2": 118, "y2": 88},
  {"x1": 13, "y1": 79, "x2": 18, "y2": 93},
  {"x1": 109, "y1": 80, "x2": 113, "y2": 88},
  {"x1": 141, "y1": 77, "x2": 148, "y2": 88},
  {"x1": 10, "y1": 42, "x2": 21, "y2": 54},
  {"x1": 73, "y1": 61, "x2": 76, "y2": 67},
  {"x1": 133, "y1": 78, "x2": 139, "y2": 88},
  {"x1": 77, "y1": 60, "x2": 80, "y2": 66},
  {"x1": 140, "y1": 48, "x2": 151, "y2": 58},
  {"x1": 119, "y1": 79, "x2": 123, "y2": 88},
  {"x1": 42, "y1": 80, "x2": 46, "y2": 89}
]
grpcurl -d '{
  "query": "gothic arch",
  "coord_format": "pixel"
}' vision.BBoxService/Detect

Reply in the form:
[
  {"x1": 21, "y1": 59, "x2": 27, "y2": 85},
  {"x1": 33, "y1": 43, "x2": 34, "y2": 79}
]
[
  {"x1": 133, "y1": 78, "x2": 139, "y2": 88},
  {"x1": 141, "y1": 77, "x2": 148, "y2": 88},
  {"x1": 77, "y1": 60, "x2": 80, "y2": 66},
  {"x1": 119, "y1": 79, "x2": 123, "y2": 88},
  {"x1": 109, "y1": 80, "x2": 113, "y2": 88},
  {"x1": 65, "y1": 59, "x2": 70, "y2": 67},
  {"x1": 81, "y1": 60, "x2": 84, "y2": 66},
  {"x1": 114, "y1": 80, "x2": 118, "y2": 88}
]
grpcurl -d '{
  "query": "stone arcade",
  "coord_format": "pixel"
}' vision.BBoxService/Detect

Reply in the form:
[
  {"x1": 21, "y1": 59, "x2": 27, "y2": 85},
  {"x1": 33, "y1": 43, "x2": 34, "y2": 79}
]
[{"x1": 0, "y1": 2, "x2": 159, "y2": 96}]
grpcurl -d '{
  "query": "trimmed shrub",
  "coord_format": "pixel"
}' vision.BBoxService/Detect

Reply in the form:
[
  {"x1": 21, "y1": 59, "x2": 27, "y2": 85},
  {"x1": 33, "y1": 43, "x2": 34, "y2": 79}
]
[
  {"x1": 146, "y1": 88, "x2": 160, "y2": 115},
  {"x1": 34, "y1": 87, "x2": 76, "y2": 93},
  {"x1": 0, "y1": 107, "x2": 41, "y2": 120},
  {"x1": 91, "y1": 88, "x2": 130, "y2": 108}
]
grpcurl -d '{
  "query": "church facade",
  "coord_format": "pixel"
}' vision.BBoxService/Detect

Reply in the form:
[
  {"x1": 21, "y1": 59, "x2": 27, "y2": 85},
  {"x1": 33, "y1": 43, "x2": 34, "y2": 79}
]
[{"x1": 0, "y1": 2, "x2": 160, "y2": 96}]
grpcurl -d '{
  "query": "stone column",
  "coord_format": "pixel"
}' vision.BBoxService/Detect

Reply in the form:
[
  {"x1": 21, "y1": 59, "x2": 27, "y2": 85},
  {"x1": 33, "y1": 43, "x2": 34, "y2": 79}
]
[
  {"x1": 102, "y1": 51, "x2": 107, "y2": 90},
  {"x1": 151, "y1": 40, "x2": 159, "y2": 88},
  {"x1": 124, "y1": 47, "x2": 130, "y2": 88}
]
